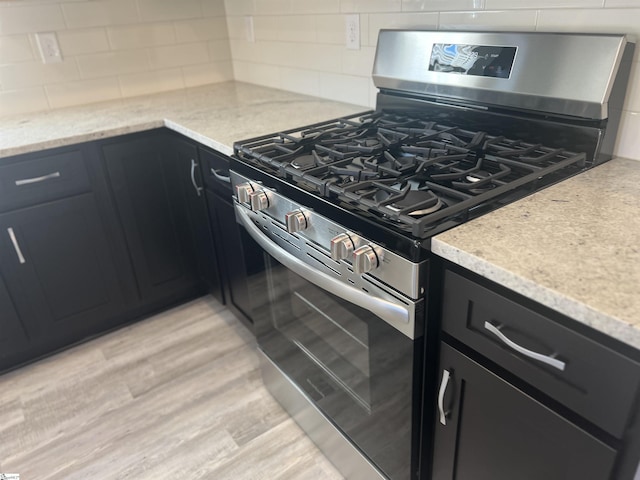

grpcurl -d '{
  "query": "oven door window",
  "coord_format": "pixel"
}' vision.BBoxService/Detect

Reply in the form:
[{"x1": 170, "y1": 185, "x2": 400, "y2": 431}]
[{"x1": 253, "y1": 252, "x2": 417, "y2": 480}]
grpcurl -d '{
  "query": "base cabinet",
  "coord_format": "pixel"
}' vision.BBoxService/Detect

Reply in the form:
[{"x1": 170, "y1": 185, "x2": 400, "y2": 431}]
[
  {"x1": 0, "y1": 274, "x2": 28, "y2": 363},
  {"x1": 0, "y1": 194, "x2": 127, "y2": 347},
  {"x1": 432, "y1": 343, "x2": 617, "y2": 480},
  {"x1": 100, "y1": 131, "x2": 201, "y2": 305}
]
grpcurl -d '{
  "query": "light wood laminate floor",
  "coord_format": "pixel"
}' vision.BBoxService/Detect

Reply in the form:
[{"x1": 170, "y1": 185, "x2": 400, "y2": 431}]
[{"x1": 0, "y1": 296, "x2": 345, "y2": 479}]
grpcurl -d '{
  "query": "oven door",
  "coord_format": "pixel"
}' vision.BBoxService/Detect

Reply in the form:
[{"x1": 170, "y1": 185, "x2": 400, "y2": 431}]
[{"x1": 236, "y1": 204, "x2": 423, "y2": 480}]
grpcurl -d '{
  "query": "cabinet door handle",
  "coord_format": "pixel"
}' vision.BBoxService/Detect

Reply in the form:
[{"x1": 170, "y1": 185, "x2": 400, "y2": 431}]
[
  {"x1": 15, "y1": 171, "x2": 61, "y2": 186},
  {"x1": 484, "y1": 321, "x2": 566, "y2": 371},
  {"x1": 7, "y1": 228, "x2": 26, "y2": 264},
  {"x1": 211, "y1": 168, "x2": 231, "y2": 184},
  {"x1": 438, "y1": 369, "x2": 451, "y2": 426},
  {"x1": 190, "y1": 159, "x2": 203, "y2": 197}
]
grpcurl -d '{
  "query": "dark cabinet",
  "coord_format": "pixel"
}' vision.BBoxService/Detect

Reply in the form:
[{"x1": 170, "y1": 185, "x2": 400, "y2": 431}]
[
  {"x1": 432, "y1": 343, "x2": 617, "y2": 480},
  {"x1": 168, "y1": 136, "x2": 222, "y2": 303},
  {"x1": 200, "y1": 147, "x2": 255, "y2": 328},
  {"x1": 0, "y1": 273, "x2": 28, "y2": 362},
  {"x1": 100, "y1": 131, "x2": 201, "y2": 305},
  {"x1": 0, "y1": 194, "x2": 127, "y2": 356}
]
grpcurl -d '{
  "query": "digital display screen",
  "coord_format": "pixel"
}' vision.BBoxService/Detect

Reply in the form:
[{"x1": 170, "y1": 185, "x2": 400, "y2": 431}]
[{"x1": 429, "y1": 44, "x2": 517, "y2": 78}]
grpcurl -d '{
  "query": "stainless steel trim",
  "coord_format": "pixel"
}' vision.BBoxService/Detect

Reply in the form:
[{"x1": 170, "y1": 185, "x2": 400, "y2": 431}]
[
  {"x1": 259, "y1": 349, "x2": 387, "y2": 480},
  {"x1": 7, "y1": 228, "x2": 26, "y2": 264},
  {"x1": 15, "y1": 171, "x2": 61, "y2": 186},
  {"x1": 236, "y1": 204, "x2": 416, "y2": 337},
  {"x1": 231, "y1": 171, "x2": 425, "y2": 300},
  {"x1": 373, "y1": 30, "x2": 632, "y2": 120},
  {"x1": 210, "y1": 167, "x2": 231, "y2": 184},
  {"x1": 438, "y1": 369, "x2": 451, "y2": 426},
  {"x1": 190, "y1": 159, "x2": 202, "y2": 197},
  {"x1": 484, "y1": 321, "x2": 566, "y2": 371}
]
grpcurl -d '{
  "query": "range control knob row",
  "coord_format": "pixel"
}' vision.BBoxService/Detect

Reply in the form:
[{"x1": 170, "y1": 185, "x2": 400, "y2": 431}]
[
  {"x1": 330, "y1": 233, "x2": 360, "y2": 261},
  {"x1": 235, "y1": 182, "x2": 254, "y2": 204},
  {"x1": 285, "y1": 209, "x2": 310, "y2": 233},
  {"x1": 249, "y1": 190, "x2": 270, "y2": 212},
  {"x1": 353, "y1": 244, "x2": 384, "y2": 275}
]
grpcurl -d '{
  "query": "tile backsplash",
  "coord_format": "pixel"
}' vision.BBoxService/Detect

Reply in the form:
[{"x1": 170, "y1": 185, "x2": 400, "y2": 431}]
[
  {"x1": 0, "y1": 0, "x2": 232, "y2": 113},
  {"x1": 1, "y1": 0, "x2": 639, "y2": 160}
]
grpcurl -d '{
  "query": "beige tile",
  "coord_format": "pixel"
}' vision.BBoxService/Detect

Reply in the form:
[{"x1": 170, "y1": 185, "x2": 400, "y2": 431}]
[
  {"x1": 403, "y1": 0, "x2": 485, "y2": 10},
  {"x1": 226, "y1": 16, "x2": 247, "y2": 40},
  {"x1": 536, "y1": 8, "x2": 640, "y2": 39},
  {"x1": 605, "y1": 0, "x2": 640, "y2": 5},
  {"x1": 622, "y1": 61, "x2": 640, "y2": 112},
  {"x1": 277, "y1": 15, "x2": 317, "y2": 43},
  {"x1": 292, "y1": 0, "x2": 341, "y2": 14},
  {"x1": 208, "y1": 39, "x2": 232, "y2": 61},
  {"x1": 440, "y1": 10, "x2": 538, "y2": 30},
  {"x1": 223, "y1": 0, "x2": 257, "y2": 16},
  {"x1": 0, "y1": 86, "x2": 49, "y2": 116},
  {"x1": 0, "y1": 61, "x2": 80, "y2": 89},
  {"x1": 253, "y1": 16, "x2": 281, "y2": 41},
  {"x1": 201, "y1": 0, "x2": 228, "y2": 17},
  {"x1": 487, "y1": 0, "x2": 603, "y2": 7},
  {"x1": 342, "y1": 46, "x2": 376, "y2": 76},
  {"x1": 148, "y1": 42, "x2": 210, "y2": 69},
  {"x1": 107, "y1": 23, "x2": 176, "y2": 50},
  {"x1": 62, "y1": 0, "x2": 140, "y2": 29},
  {"x1": 316, "y1": 15, "x2": 346, "y2": 45},
  {"x1": 45, "y1": 77, "x2": 122, "y2": 109},
  {"x1": 174, "y1": 18, "x2": 229, "y2": 43},
  {"x1": 254, "y1": 0, "x2": 293, "y2": 15},
  {"x1": 183, "y1": 61, "x2": 234, "y2": 87},
  {"x1": 319, "y1": 72, "x2": 371, "y2": 106},
  {"x1": 614, "y1": 111, "x2": 640, "y2": 160},
  {"x1": 298, "y1": 43, "x2": 343, "y2": 74},
  {"x1": 77, "y1": 50, "x2": 150, "y2": 79},
  {"x1": 233, "y1": 60, "x2": 281, "y2": 88},
  {"x1": 280, "y1": 66, "x2": 321, "y2": 96},
  {"x1": 341, "y1": 0, "x2": 402, "y2": 13},
  {"x1": 368, "y1": 12, "x2": 438, "y2": 46},
  {"x1": 138, "y1": 0, "x2": 202, "y2": 22},
  {"x1": 57, "y1": 28, "x2": 110, "y2": 57},
  {"x1": 118, "y1": 68, "x2": 184, "y2": 98},
  {"x1": 0, "y1": 4, "x2": 66, "y2": 35},
  {"x1": 0, "y1": 34, "x2": 34, "y2": 63}
]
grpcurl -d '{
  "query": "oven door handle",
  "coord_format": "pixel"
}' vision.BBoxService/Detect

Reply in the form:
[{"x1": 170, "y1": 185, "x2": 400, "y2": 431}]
[{"x1": 236, "y1": 205, "x2": 413, "y2": 333}]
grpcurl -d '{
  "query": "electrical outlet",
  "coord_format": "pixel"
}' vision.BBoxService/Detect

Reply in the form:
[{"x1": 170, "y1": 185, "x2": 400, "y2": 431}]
[
  {"x1": 36, "y1": 32, "x2": 63, "y2": 64},
  {"x1": 345, "y1": 14, "x2": 360, "y2": 50},
  {"x1": 245, "y1": 16, "x2": 255, "y2": 43}
]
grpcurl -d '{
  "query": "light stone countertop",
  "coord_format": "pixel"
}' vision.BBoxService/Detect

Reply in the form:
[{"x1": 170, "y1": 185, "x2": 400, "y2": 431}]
[
  {"x1": 2, "y1": 81, "x2": 638, "y2": 351},
  {"x1": 433, "y1": 157, "x2": 640, "y2": 351},
  {"x1": 0, "y1": 81, "x2": 366, "y2": 159}
]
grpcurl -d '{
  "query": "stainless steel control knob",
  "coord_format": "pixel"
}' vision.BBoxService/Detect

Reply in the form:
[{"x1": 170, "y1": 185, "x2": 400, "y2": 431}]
[
  {"x1": 330, "y1": 233, "x2": 359, "y2": 261},
  {"x1": 285, "y1": 209, "x2": 309, "y2": 233},
  {"x1": 249, "y1": 190, "x2": 269, "y2": 211},
  {"x1": 236, "y1": 182, "x2": 254, "y2": 204},
  {"x1": 353, "y1": 244, "x2": 383, "y2": 275}
]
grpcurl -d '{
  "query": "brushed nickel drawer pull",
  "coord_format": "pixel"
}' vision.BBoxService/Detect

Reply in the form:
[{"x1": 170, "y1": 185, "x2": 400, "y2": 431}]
[
  {"x1": 7, "y1": 227, "x2": 26, "y2": 264},
  {"x1": 211, "y1": 167, "x2": 231, "y2": 184},
  {"x1": 484, "y1": 321, "x2": 566, "y2": 371},
  {"x1": 190, "y1": 159, "x2": 202, "y2": 197},
  {"x1": 438, "y1": 369, "x2": 451, "y2": 426},
  {"x1": 15, "y1": 171, "x2": 61, "y2": 186}
]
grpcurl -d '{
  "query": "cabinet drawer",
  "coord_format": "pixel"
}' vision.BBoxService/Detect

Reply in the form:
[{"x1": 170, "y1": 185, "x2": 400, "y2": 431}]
[
  {"x1": 442, "y1": 269, "x2": 640, "y2": 438},
  {"x1": 0, "y1": 149, "x2": 91, "y2": 211},
  {"x1": 199, "y1": 147, "x2": 232, "y2": 196}
]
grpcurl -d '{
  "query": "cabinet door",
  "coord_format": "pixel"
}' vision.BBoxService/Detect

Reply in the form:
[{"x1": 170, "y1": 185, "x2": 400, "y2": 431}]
[
  {"x1": 169, "y1": 137, "x2": 222, "y2": 303},
  {"x1": 0, "y1": 194, "x2": 126, "y2": 343},
  {"x1": 101, "y1": 132, "x2": 200, "y2": 304},
  {"x1": 0, "y1": 273, "x2": 28, "y2": 363},
  {"x1": 431, "y1": 343, "x2": 617, "y2": 480}
]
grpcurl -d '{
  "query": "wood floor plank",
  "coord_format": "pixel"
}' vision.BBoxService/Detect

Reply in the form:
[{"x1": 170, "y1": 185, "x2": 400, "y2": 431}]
[{"x1": 0, "y1": 296, "x2": 344, "y2": 479}]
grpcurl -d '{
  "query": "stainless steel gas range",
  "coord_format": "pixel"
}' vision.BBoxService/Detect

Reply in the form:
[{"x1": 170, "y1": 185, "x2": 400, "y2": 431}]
[{"x1": 228, "y1": 31, "x2": 635, "y2": 480}]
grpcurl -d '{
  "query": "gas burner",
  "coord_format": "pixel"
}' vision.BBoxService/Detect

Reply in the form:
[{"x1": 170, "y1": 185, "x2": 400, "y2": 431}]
[
  {"x1": 290, "y1": 154, "x2": 316, "y2": 170},
  {"x1": 386, "y1": 190, "x2": 444, "y2": 217}
]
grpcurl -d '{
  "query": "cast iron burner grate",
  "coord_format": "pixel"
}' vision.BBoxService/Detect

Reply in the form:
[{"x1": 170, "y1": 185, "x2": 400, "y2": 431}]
[{"x1": 234, "y1": 111, "x2": 587, "y2": 238}]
